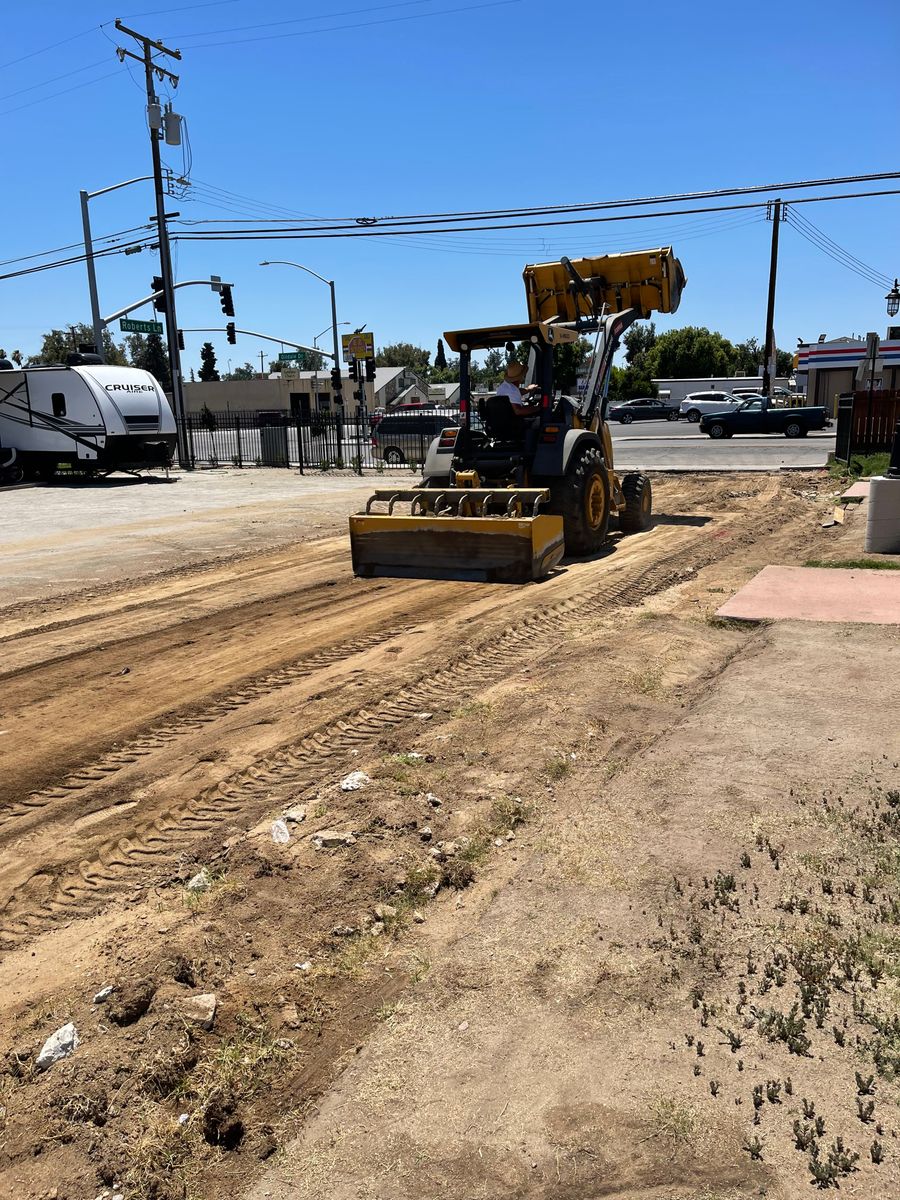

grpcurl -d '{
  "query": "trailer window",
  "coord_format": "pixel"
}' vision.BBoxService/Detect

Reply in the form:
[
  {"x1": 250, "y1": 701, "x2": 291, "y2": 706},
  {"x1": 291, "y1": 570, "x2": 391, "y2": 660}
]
[{"x1": 51, "y1": 393, "x2": 66, "y2": 418}]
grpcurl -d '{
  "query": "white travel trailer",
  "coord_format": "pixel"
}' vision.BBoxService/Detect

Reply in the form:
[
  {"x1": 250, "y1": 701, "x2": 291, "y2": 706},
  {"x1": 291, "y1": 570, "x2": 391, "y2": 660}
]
[{"x1": 0, "y1": 355, "x2": 177, "y2": 479}]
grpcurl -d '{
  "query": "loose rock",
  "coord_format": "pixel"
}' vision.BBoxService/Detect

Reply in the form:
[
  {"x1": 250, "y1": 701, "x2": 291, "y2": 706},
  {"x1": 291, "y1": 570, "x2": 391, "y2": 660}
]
[
  {"x1": 92, "y1": 985, "x2": 114, "y2": 1004},
  {"x1": 425, "y1": 793, "x2": 442, "y2": 807},
  {"x1": 179, "y1": 993, "x2": 217, "y2": 1031},
  {"x1": 373, "y1": 903, "x2": 397, "y2": 921},
  {"x1": 340, "y1": 770, "x2": 370, "y2": 792},
  {"x1": 36, "y1": 1023, "x2": 79, "y2": 1071},
  {"x1": 312, "y1": 829, "x2": 356, "y2": 849},
  {"x1": 413, "y1": 910, "x2": 425, "y2": 923},
  {"x1": 186, "y1": 868, "x2": 211, "y2": 893},
  {"x1": 283, "y1": 804, "x2": 307, "y2": 824},
  {"x1": 419, "y1": 826, "x2": 433, "y2": 842}
]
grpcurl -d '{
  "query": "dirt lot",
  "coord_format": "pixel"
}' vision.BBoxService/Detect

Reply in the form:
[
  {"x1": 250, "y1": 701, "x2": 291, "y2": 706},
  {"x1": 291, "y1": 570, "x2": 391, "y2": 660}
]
[{"x1": 2, "y1": 470, "x2": 899, "y2": 1200}]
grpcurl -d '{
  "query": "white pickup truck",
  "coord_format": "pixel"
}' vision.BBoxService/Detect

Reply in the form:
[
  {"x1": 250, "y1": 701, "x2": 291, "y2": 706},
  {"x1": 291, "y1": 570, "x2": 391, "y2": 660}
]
[{"x1": 679, "y1": 390, "x2": 746, "y2": 423}]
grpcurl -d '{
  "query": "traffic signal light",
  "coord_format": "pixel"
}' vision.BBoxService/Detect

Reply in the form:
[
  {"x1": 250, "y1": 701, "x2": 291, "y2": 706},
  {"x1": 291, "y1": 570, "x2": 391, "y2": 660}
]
[
  {"x1": 226, "y1": 322, "x2": 236, "y2": 345},
  {"x1": 348, "y1": 359, "x2": 359, "y2": 381},
  {"x1": 219, "y1": 284, "x2": 234, "y2": 317},
  {"x1": 365, "y1": 358, "x2": 376, "y2": 382},
  {"x1": 177, "y1": 329, "x2": 185, "y2": 351},
  {"x1": 151, "y1": 275, "x2": 167, "y2": 315},
  {"x1": 330, "y1": 367, "x2": 343, "y2": 393}
]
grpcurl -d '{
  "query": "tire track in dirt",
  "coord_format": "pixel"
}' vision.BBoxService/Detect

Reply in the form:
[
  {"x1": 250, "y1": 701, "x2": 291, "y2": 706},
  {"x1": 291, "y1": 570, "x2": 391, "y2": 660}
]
[
  {"x1": 0, "y1": 623, "x2": 414, "y2": 837},
  {"x1": 0, "y1": 519, "x2": 744, "y2": 949}
]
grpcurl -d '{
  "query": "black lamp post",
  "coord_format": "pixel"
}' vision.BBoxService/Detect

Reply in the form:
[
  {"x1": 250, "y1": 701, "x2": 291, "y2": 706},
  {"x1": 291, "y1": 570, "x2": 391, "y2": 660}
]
[{"x1": 887, "y1": 279, "x2": 900, "y2": 318}]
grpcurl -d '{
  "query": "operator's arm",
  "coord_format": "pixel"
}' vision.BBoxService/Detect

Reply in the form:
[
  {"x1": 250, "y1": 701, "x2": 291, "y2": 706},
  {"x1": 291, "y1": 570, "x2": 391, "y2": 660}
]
[{"x1": 510, "y1": 384, "x2": 541, "y2": 416}]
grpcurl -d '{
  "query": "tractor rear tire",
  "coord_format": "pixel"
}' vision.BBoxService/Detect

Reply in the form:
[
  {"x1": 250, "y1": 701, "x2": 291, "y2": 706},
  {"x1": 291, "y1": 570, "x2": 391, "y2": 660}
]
[
  {"x1": 552, "y1": 444, "x2": 610, "y2": 556},
  {"x1": 619, "y1": 472, "x2": 653, "y2": 534}
]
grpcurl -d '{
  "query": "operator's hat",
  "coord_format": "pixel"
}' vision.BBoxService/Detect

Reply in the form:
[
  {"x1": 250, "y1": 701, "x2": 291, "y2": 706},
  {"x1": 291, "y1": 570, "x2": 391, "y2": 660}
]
[{"x1": 505, "y1": 360, "x2": 525, "y2": 382}]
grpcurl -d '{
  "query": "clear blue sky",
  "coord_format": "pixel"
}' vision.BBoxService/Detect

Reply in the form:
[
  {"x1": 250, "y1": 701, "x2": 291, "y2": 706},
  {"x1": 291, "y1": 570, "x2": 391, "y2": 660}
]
[{"x1": 4, "y1": 0, "x2": 899, "y2": 375}]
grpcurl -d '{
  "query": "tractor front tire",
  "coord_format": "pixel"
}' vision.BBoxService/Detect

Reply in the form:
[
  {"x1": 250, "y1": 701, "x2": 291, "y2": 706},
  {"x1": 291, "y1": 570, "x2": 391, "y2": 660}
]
[
  {"x1": 553, "y1": 444, "x2": 611, "y2": 556},
  {"x1": 619, "y1": 472, "x2": 653, "y2": 534}
]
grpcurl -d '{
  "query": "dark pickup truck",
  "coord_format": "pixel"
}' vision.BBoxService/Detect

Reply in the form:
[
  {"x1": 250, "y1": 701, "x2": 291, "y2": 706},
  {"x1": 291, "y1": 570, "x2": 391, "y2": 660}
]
[{"x1": 700, "y1": 396, "x2": 831, "y2": 439}]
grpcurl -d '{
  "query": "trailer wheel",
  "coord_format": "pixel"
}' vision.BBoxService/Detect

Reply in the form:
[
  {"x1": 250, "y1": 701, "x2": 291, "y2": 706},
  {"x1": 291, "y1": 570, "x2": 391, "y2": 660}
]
[
  {"x1": 619, "y1": 472, "x2": 653, "y2": 533},
  {"x1": 552, "y1": 444, "x2": 610, "y2": 556}
]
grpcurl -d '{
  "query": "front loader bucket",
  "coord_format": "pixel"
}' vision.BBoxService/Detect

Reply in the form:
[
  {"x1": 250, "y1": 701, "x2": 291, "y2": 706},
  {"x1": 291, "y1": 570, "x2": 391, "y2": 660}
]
[{"x1": 349, "y1": 488, "x2": 564, "y2": 583}]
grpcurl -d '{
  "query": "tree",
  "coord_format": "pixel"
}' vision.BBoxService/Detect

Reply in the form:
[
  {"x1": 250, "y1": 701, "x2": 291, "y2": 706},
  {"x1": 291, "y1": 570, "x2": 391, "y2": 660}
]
[
  {"x1": 28, "y1": 323, "x2": 127, "y2": 366},
  {"x1": 11, "y1": 350, "x2": 22, "y2": 366},
  {"x1": 623, "y1": 322, "x2": 657, "y2": 367},
  {"x1": 775, "y1": 348, "x2": 793, "y2": 377},
  {"x1": 470, "y1": 348, "x2": 506, "y2": 390},
  {"x1": 374, "y1": 342, "x2": 431, "y2": 376},
  {"x1": 198, "y1": 342, "x2": 220, "y2": 382},
  {"x1": 230, "y1": 363, "x2": 256, "y2": 380},
  {"x1": 129, "y1": 332, "x2": 171, "y2": 390},
  {"x1": 644, "y1": 326, "x2": 737, "y2": 381},
  {"x1": 434, "y1": 338, "x2": 447, "y2": 371}
]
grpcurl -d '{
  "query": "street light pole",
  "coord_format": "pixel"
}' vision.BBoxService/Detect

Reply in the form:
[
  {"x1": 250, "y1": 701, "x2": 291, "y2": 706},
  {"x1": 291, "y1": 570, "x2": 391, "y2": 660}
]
[
  {"x1": 79, "y1": 174, "x2": 156, "y2": 362},
  {"x1": 260, "y1": 260, "x2": 343, "y2": 406}
]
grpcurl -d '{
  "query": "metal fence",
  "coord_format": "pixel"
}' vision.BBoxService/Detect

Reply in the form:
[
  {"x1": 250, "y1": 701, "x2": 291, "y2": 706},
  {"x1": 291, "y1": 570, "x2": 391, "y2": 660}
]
[
  {"x1": 178, "y1": 409, "x2": 436, "y2": 474},
  {"x1": 834, "y1": 390, "x2": 900, "y2": 463}
]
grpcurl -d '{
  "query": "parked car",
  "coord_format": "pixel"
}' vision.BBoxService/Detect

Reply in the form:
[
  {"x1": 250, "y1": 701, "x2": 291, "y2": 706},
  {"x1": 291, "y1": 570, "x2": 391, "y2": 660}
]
[
  {"x1": 679, "y1": 391, "x2": 742, "y2": 423},
  {"x1": 608, "y1": 397, "x2": 679, "y2": 423},
  {"x1": 699, "y1": 396, "x2": 831, "y2": 439},
  {"x1": 372, "y1": 410, "x2": 464, "y2": 465}
]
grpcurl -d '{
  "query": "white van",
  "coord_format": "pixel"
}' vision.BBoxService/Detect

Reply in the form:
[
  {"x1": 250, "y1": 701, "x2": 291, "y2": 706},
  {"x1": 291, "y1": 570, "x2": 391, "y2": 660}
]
[{"x1": 0, "y1": 356, "x2": 177, "y2": 479}]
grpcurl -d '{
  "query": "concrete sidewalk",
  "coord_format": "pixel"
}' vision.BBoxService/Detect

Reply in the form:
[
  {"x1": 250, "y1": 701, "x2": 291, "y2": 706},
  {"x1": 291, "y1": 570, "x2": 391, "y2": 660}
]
[
  {"x1": 717, "y1": 563, "x2": 900, "y2": 624},
  {"x1": 1, "y1": 469, "x2": 406, "y2": 607}
]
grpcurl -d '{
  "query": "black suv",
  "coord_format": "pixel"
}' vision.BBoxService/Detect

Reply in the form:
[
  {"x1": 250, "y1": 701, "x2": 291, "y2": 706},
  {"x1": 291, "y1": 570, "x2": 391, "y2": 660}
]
[{"x1": 372, "y1": 410, "x2": 462, "y2": 465}]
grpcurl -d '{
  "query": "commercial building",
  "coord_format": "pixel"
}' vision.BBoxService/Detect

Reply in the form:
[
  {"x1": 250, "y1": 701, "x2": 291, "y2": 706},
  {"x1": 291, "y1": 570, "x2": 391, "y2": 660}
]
[
  {"x1": 183, "y1": 365, "x2": 429, "y2": 416},
  {"x1": 796, "y1": 332, "x2": 900, "y2": 415},
  {"x1": 652, "y1": 376, "x2": 791, "y2": 403}
]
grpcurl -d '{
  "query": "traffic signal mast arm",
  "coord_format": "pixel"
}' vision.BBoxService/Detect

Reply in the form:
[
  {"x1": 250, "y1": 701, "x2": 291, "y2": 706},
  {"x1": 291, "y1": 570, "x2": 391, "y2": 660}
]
[
  {"x1": 103, "y1": 280, "x2": 235, "y2": 326},
  {"x1": 176, "y1": 328, "x2": 335, "y2": 359}
]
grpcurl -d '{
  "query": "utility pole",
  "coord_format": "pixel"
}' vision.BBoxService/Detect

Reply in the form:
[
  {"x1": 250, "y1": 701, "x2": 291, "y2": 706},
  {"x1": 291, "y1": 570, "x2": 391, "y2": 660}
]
[
  {"x1": 761, "y1": 199, "x2": 782, "y2": 399},
  {"x1": 114, "y1": 20, "x2": 190, "y2": 469},
  {"x1": 259, "y1": 350, "x2": 266, "y2": 377}
]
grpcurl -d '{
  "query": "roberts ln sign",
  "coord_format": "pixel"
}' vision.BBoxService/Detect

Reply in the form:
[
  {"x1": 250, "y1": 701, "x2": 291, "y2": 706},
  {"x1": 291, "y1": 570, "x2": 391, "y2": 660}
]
[{"x1": 120, "y1": 317, "x2": 163, "y2": 335}]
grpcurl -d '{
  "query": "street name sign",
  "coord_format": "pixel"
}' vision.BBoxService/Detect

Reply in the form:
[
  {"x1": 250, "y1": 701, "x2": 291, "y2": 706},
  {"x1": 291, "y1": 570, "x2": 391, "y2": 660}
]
[{"x1": 120, "y1": 318, "x2": 163, "y2": 335}]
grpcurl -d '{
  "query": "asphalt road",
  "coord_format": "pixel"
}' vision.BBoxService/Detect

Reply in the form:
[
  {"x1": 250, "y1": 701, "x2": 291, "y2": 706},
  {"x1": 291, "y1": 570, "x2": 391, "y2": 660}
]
[{"x1": 609, "y1": 418, "x2": 835, "y2": 470}]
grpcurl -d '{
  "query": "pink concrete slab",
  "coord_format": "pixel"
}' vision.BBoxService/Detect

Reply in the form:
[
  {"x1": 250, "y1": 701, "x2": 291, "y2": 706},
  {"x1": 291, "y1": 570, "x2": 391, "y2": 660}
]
[
  {"x1": 716, "y1": 565, "x2": 900, "y2": 625},
  {"x1": 842, "y1": 481, "x2": 871, "y2": 499}
]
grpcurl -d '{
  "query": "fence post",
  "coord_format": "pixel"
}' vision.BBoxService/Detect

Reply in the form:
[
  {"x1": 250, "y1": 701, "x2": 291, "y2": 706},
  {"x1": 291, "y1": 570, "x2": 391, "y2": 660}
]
[
  {"x1": 235, "y1": 414, "x2": 243, "y2": 468},
  {"x1": 296, "y1": 413, "x2": 304, "y2": 475},
  {"x1": 355, "y1": 406, "x2": 364, "y2": 475}
]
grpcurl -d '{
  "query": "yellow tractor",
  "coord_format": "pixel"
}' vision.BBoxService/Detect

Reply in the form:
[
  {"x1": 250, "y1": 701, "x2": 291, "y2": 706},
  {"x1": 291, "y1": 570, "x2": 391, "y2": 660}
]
[{"x1": 350, "y1": 247, "x2": 686, "y2": 582}]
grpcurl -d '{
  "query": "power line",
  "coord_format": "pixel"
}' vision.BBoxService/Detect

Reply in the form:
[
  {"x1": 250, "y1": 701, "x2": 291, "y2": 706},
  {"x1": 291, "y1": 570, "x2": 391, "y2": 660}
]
[
  {"x1": 0, "y1": 57, "x2": 109, "y2": 104},
  {"x1": 0, "y1": 238, "x2": 153, "y2": 284},
  {"x1": 785, "y1": 208, "x2": 893, "y2": 288},
  {"x1": 171, "y1": 169, "x2": 900, "y2": 236},
  {"x1": 0, "y1": 67, "x2": 123, "y2": 118},
  {"x1": 0, "y1": 25, "x2": 102, "y2": 70},
  {"x1": 0, "y1": 224, "x2": 153, "y2": 269},
  {"x1": 169, "y1": 0, "x2": 456, "y2": 40},
  {"x1": 169, "y1": 188, "x2": 900, "y2": 242},
  {"x1": 178, "y1": 0, "x2": 520, "y2": 49}
]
